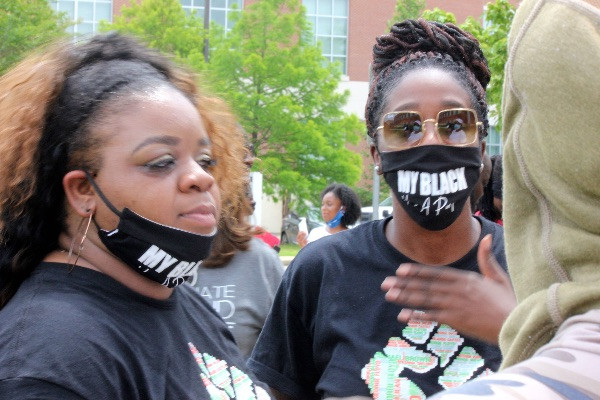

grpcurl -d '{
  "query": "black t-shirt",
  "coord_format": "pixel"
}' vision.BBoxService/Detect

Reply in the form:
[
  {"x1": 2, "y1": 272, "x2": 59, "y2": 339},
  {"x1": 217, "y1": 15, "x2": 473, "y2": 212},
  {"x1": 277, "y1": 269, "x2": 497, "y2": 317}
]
[
  {"x1": 248, "y1": 216, "x2": 506, "y2": 399},
  {"x1": 0, "y1": 262, "x2": 270, "y2": 399}
]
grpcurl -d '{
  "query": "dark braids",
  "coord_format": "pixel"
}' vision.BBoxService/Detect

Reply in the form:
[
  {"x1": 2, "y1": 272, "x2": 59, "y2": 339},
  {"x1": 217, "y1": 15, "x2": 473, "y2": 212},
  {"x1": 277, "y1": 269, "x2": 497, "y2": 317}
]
[{"x1": 366, "y1": 19, "x2": 491, "y2": 141}]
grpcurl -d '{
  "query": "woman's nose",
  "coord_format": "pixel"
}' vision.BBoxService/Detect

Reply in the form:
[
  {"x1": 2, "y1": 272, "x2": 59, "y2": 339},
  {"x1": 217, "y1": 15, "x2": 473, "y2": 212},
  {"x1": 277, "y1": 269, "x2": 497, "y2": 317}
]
[
  {"x1": 419, "y1": 119, "x2": 442, "y2": 146},
  {"x1": 178, "y1": 160, "x2": 215, "y2": 193}
]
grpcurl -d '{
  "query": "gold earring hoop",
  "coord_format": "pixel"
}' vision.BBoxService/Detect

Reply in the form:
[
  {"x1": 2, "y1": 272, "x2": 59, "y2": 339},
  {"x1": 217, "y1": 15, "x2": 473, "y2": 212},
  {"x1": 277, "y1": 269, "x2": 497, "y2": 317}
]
[{"x1": 67, "y1": 212, "x2": 93, "y2": 272}]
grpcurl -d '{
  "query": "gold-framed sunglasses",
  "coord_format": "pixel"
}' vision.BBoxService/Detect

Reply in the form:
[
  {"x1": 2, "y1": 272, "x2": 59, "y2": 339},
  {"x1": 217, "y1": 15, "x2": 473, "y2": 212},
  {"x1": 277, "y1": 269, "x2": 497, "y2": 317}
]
[{"x1": 377, "y1": 108, "x2": 482, "y2": 150}]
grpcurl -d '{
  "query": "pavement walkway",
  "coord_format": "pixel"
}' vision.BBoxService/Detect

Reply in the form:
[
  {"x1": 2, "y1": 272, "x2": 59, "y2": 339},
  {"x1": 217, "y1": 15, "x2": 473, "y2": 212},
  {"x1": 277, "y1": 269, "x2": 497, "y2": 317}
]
[{"x1": 279, "y1": 256, "x2": 294, "y2": 267}]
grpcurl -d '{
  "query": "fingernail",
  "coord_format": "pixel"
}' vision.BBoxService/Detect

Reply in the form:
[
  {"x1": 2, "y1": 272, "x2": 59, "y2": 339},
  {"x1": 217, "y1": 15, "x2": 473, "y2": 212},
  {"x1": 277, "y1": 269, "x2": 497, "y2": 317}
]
[{"x1": 397, "y1": 264, "x2": 410, "y2": 274}]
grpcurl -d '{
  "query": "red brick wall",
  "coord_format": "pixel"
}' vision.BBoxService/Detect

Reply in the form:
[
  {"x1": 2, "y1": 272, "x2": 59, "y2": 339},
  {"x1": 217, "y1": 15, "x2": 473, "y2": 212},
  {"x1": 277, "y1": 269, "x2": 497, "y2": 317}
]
[
  {"x1": 426, "y1": 0, "x2": 494, "y2": 24},
  {"x1": 347, "y1": 0, "x2": 520, "y2": 82},
  {"x1": 347, "y1": 0, "x2": 396, "y2": 83},
  {"x1": 113, "y1": 0, "x2": 131, "y2": 15}
]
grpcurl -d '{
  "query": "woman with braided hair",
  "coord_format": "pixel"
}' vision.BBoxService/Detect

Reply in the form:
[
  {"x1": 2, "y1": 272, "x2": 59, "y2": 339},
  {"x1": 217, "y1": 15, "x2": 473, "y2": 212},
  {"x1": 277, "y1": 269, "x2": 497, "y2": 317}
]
[
  {"x1": 0, "y1": 33, "x2": 270, "y2": 398},
  {"x1": 248, "y1": 19, "x2": 515, "y2": 400}
]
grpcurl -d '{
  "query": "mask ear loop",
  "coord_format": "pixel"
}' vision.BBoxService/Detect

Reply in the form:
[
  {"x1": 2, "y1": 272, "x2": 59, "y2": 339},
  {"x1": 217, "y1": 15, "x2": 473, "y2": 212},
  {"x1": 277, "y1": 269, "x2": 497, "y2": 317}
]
[
  {"x1": 67, "y1": 212, "x2": 93, "y2": 272},
  {"x1": 83, "y1": 171, "x2": 122, "y2": 217}
]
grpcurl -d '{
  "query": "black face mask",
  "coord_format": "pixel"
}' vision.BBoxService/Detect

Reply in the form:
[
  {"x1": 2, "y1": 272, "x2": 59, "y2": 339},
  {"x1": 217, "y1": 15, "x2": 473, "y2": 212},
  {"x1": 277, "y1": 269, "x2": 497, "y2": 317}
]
[
  {"x1": 380, "y1": 145, "x2": 481, "y2": 231},
  {"x1": 85, "y1": 173, "x2": 216, "y2": 288}
]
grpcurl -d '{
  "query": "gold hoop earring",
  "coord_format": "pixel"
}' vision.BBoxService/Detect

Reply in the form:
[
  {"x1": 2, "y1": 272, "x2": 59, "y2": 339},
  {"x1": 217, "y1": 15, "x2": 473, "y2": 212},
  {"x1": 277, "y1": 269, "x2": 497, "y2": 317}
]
[{"x1": 67, "y1": 213, "x2": 93, "y2": 272}]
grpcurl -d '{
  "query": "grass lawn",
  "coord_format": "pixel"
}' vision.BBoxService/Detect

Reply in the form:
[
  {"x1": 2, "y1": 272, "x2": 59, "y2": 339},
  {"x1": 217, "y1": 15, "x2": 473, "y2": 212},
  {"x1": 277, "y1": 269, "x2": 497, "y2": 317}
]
[{"x1": 279, "y1": 243, "x2": 301, "y2": 257}]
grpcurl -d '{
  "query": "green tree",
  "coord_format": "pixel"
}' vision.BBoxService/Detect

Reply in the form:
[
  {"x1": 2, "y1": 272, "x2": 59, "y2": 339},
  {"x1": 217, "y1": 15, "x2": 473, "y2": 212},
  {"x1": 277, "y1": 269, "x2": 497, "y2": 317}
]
[
  {"x1": 471, "y1": 0, "x2": 515, "y2": 130},
  {"x1": 421, "y1": 0, "x2": 515, "y2": 130},
  {"x1": 0, "y1": 0, "x2": 70, "y2": 74},
  {"x1": 100, "y1": 0, "x2": 212, "y2": 70},
  {"x1": 388, "y1": 0, "x2": 426, "y2": 28},
  {"x1": 207, "y1": 0, "x2": 363, "y2": 214},
  {"x1": 421, "y1": 7, "x2": 457, "y2": 24}
]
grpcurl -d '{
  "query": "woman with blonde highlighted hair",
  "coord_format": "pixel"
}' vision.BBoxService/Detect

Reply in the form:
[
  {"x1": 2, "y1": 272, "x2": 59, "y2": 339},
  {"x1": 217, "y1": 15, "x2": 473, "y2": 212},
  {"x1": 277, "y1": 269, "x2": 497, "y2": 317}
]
[{"x1": 0, "y1": 32, "x2": 269, "y2": 398}]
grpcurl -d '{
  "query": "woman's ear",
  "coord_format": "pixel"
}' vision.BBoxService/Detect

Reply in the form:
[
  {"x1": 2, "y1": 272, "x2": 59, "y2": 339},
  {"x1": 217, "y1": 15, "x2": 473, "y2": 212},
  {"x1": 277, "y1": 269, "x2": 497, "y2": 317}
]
[
  {"x1": 370, "y1": 144, "x2": 383, "y2": 176},
  {"x1": 63, "y1": 170, "x2": 96, "y2": 217}
]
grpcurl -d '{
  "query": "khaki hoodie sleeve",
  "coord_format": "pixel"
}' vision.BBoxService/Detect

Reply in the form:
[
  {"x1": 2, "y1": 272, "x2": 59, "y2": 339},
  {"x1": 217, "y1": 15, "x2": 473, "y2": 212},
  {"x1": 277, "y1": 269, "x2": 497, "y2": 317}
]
[{"x1": 499, "y1": 0, "x2": 600, "y2": 367}]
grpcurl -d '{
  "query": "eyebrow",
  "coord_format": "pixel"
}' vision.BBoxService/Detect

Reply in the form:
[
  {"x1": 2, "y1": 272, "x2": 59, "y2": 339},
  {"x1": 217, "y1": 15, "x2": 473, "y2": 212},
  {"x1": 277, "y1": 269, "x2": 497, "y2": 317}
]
[
  {"x1": 132, "y1": 135, "x2": 211, "y2": 154},
  {"x1": 441, "y1": 100, "x2": 467, "y2": 108},
  {"x1": 392, "y1": 100, "x2": 467, "y2": 111}
]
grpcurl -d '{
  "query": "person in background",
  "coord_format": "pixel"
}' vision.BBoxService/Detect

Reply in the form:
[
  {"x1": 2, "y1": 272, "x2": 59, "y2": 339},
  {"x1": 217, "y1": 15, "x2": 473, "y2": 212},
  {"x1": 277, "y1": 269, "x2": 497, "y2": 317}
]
[
  {"x1": 427, "y1": 0, "x2": 600, "y2": 397},
  {"x1": 475, "y1": 154, "x2": 503, "y2": 225},
  {"x1": 190, "y1": 134, "x2": 284, "y2": 359},
  {"x1": 242, "y1": 141, "x2": 281, "y2": 252},
  {"x1": 0, "y1": 33, "x2": 269, "y2": 398},
  {"x1": 249, "y1": 19, "x2": 513, "y2": 399},
  {"x1": 296, "y1": 183, "x2": 361, "y2": 248},
  {"x1": 253, "y1": 225, "x2": 281, "y2": 252}
]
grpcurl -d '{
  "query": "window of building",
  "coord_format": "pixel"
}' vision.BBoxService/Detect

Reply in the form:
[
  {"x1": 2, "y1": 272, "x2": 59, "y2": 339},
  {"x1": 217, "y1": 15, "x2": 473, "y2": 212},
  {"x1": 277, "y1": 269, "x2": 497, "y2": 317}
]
[
  {"x1": 49, "y1": 0, "x2": 112, "y2": 35},
  {"x1": 304, "y1": 0, "x2": 348, "y2": 74},
  {"x1": 486, "y1": 125, "x2": 502, "y2": 156},
  {"x1": 181, "y1": 0, "x2": 243, "y2": 32}
]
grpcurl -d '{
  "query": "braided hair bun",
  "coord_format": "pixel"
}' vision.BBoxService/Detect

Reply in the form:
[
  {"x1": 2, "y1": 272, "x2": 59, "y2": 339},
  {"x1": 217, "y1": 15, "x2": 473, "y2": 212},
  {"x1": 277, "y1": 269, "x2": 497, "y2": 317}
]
[{"x1": 366, "y1": 19, "x2": 491, "y2": 138}]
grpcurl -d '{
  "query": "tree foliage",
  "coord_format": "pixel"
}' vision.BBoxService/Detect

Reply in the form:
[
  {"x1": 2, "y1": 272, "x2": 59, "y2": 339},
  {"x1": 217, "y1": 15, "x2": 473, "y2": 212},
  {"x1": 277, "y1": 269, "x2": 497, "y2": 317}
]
[
  {"x1": 471, "y1": 0, "x2": 515, "y2": 130},
  {"x1": 420, "y1": 8, "x2": 457, "y2": 24},
  {"x1": 206, "y1": 0, "x2": 363, "y2": 213},
  {"x1": 419, "y1": 0, "x2": 515, "y2": 129},
  {"x1": 388, "y1": 0, "x2": 426, "y2": 28},
  {"x1": 0, "y1": 0, "x2": 71, "y2": 74},
  {"x1": 101, "y1": 0, "x2": 224, "y2": 75}
]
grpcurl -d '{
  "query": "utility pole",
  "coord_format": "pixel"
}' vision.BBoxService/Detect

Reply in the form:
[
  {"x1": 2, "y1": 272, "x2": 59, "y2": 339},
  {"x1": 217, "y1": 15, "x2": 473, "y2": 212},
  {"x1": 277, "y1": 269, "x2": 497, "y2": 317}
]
[
  {"x1": 372, "y1": 164, "x2": 380, "y2": 220},
  {"x1": 203, "y1": 0, "x2": 211, "y2": 62}
]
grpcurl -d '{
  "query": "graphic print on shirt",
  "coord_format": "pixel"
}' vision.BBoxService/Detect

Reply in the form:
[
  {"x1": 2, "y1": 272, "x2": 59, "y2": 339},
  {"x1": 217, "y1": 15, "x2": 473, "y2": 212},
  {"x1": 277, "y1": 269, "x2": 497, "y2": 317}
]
[
  {"x1": 194, "y1": 284, "x2": 237, "y2": 329},
  {"x1": 361, "y1": 312, "x2": 492, "y2": 399},
  {"x1": 188, "y1": 343, "x2": 270, "y2": 399}
]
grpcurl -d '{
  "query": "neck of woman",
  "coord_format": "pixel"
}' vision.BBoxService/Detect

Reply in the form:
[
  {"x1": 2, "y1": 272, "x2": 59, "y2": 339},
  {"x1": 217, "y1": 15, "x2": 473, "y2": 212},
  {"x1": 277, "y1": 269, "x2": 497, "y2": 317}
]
[
  {"x1": 326, "y1": 225, "x2": 347, "y2": 235},
  {"x1": 44, "y1": 232, "x2": 175, "y2": 300},
  {"x1": 385, "y1": 203, "x2": 481, "y2": 266}
]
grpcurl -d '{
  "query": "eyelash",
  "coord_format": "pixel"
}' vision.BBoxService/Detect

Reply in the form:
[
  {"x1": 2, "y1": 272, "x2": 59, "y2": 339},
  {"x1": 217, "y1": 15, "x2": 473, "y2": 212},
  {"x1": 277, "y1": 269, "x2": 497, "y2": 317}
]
[
  {"x1": 197, "y1": 156, "x2": 217, "y2": 170},
  {"x1": 145, "y1": 155, "x2": 217, "y2": 172}
]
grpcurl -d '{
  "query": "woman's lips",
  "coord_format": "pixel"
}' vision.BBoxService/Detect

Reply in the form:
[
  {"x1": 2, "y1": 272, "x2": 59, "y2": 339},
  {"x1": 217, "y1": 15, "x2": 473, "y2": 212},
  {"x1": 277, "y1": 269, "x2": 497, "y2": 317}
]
[{"x1": 180, "y1": 204, "x2": 217, "y2": 226}]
